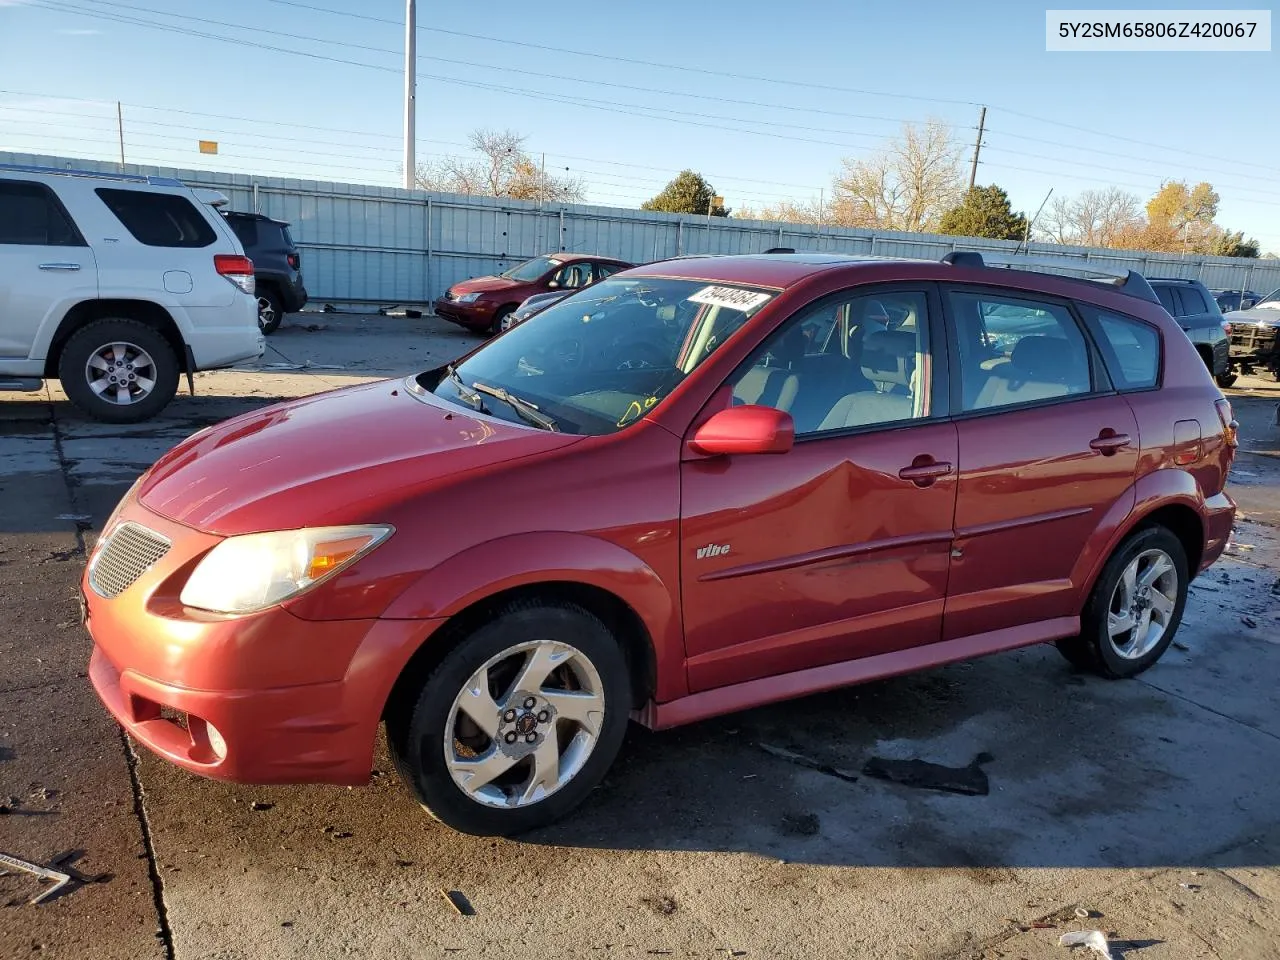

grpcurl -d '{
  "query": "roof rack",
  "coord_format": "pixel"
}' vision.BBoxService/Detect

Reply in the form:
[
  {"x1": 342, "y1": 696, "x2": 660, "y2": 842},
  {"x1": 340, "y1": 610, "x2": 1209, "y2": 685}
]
[
  {"x1": 941, "y1": 251, "x2": 1159, "y2": 304},
  {"x1": 0, "y1": 162, "x2": 184, "y2": 187}
]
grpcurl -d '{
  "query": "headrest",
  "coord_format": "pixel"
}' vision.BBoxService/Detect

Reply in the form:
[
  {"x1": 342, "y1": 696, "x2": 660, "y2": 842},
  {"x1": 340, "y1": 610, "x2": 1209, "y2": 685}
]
[
  {"x1": 859, "y1": 330, "x2": 915, "y2": 385},
  {"x1": 1010, "y1": 336, "x2": 1076, "y2": 381}
]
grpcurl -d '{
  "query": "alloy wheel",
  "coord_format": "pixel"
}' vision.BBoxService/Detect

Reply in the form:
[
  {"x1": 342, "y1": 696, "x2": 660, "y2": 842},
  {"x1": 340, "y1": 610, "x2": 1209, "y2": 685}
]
[
  {"x1": 1107, "y1": 548, "x2": 1179, "y2": 660},
  {"x1": 257, "y1": 296, "x2": 277, "y2": 332},
  {"x1": 443, "y1": 639, "x2": 606, "y2": 809},
  {"x1": 84, "y1": 341, "x2": 158, "y2": 406}
]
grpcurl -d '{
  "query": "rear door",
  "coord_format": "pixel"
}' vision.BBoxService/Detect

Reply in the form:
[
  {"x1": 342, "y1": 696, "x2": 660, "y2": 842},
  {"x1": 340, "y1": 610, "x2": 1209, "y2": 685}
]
[
  {"x1": 942, "y1": 286, "x2": 1139, "y2": 641},
  {"x1": 679, "y1": 286, "x2": 958, "y2": 692},
  {"x1": 0, "y1": 178, "x2": 97, "y2": 362}
]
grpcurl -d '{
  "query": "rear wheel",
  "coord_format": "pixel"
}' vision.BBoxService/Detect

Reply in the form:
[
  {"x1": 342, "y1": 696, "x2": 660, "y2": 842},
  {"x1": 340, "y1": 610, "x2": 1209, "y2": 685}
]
[
  {"x1": 388, "y1": 600, "x2": 630, "y2": 835},
  {"x1": 57, "y1": 318, "x2": 179, "y2": 423},
  {"x1": 1056, "y1": 526, "x2": 1188, "y2": 678},
  {"x1": 257, "y1": 288, "x2": 284, "y2": 335}
]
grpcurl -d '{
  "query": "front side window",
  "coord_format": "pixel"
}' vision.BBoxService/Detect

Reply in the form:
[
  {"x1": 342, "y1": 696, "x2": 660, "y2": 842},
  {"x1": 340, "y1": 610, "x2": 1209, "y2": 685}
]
[
  {"x1": 0, "y1": 181, "x2": 83, "y2": 246},
  {"x1": 949, "y1": 291, "x2": 1093, "y2": 411},
  {"x1": 728, "y1": 290, "x2": 933, "y2": 436},
  {"x1": 1089, "y1": 309, "x2": 1160, "y2": 390},
  {"x1": 96, "y1": 189, "x2": 217, "y2": 247},
  {"x1": 428, "y1": 277, "x2": 774, "y2": 435},
  {"x1": 553, "y1": 262, "x2": 593, "y2": 289},
  {"x1": 500, "y1": 256, "x2": 560, "y2": 282}
]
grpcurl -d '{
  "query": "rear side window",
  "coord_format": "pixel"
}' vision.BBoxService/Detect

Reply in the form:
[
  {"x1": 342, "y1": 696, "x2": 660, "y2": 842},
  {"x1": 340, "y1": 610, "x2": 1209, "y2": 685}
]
[
  {"x1": 1176, "y1": 286, "x2": 1212, "y2": 315},
  {"x1": 96, "y1": 188, "x2": 216, "y2": 248},
  {"x1": 1154, "y1": 285, "x2": 1179, "y2": 316},
  {"x1": 0, "y1": 181, "x2": 84, "y2": 246},
  {"x1": 948, "y1": 291, "x2": 1093, "y2": 412},
  {"x1": 1088, "y1": 310, "x2": 1160, "y2": 390}
]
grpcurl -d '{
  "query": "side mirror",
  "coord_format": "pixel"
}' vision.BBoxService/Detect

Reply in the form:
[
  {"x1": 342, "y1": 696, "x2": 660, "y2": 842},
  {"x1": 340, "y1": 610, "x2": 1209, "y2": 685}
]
[
  {"x1": 688, "y1": 405, "x2": 794, "y2": 456},
  {"x1": 546, "y1": 279, "x2": 559, "y2": 289}
]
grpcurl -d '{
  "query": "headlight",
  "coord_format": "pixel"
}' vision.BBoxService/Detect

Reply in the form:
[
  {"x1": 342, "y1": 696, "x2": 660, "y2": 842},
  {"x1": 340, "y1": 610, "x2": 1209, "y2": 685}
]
[
  {"x1": 180, "y1": 525, "x2": 393, "y2": 615},
  {"x1": 457, "y1": 292, "x2": 483, "y2": 304}
]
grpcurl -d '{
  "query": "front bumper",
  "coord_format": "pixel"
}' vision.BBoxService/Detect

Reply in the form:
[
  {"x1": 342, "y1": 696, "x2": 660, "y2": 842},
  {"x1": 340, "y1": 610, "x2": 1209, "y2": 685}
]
[
  {"x1": 432, "y1": 298, "x2": 495, "y2": 331},
  {"x1": 83, "y1": 501, "x2": 440, "y2": 784}
]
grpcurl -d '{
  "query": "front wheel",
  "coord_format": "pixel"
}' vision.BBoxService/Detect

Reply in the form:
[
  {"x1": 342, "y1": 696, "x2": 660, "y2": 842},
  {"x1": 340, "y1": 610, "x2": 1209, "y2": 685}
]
[
  {"x1": 388, "y1": 600, "x2": 631, "y2": 835},
  {"x1": 1216, "y1": 372, "x2": 1238, "y2": 389},
  {"x1": 1056, "y1": 526, "x2": 1189, "y2": 678},
  {"x1": 489, "y1": 306, "x2": 515, "y2": 336},
  {"x1": 57, "y1": 318, "x2": 180, "y2": 423}
]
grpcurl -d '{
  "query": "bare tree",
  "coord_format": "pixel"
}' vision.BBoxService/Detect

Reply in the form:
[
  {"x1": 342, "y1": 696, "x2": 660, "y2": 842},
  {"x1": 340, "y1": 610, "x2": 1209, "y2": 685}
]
[
  {"x1": 734, "y1": 200, "x2": 822, "y2": 224},
  {"x1": 1038, "y1": 187, "x2": 1145, "y2": 248},
  {"x1": 830, "y1": 121, "x2": 965, "y2": 232},
  {"x1": 414, "y1": 129, "x2": 584, "y2": 202}
]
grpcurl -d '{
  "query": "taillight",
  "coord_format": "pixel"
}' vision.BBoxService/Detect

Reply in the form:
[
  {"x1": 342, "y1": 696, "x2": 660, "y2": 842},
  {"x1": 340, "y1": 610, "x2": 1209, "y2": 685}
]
[
  {"x1": 1215, "y1": 398, "x2": 1238, "y2": 448},
  {"x1": 287, "y1": 252, "x2": 300, "y2": 270},
  {"x1": 214, "y1": 254, "x2": 255, "y2": 295}
]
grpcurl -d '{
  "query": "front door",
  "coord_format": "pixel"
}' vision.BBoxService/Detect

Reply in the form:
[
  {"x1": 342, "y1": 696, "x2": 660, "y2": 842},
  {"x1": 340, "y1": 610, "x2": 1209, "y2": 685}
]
[
  {"x1": 941, "y1": 286, "x2": 1140, "y2": 640},
  {"x1": 0, "y1": 179, "x2": 97, "y2": 361},
  {"x1": 679, "y1": 287, "x2": 959, "y2": 693}
]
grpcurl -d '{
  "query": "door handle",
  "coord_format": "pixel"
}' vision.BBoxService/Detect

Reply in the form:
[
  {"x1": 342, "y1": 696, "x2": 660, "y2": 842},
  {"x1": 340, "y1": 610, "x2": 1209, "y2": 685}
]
[
  {"x1": 38, "y1": 262, "x2": 82, "y2": 271},
  {"x1": 1089, "y1": 431, "x2": 1131, "y2": 455},
  {"x1": 898, "y1": 459, "x2": 953, "y2": 487}
]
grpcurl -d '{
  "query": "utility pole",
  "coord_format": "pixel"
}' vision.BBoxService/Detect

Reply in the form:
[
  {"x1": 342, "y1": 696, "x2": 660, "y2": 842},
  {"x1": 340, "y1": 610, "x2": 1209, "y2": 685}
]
[
  {"x1": 402, "y1": 0, "x2": 416, "y2": 190},
  {"x1": 968, "y1": 105, "x2": 987, "y2": 191},
  {"x1": 116, "y1": 101, "x2": 125, "y2": 171}
]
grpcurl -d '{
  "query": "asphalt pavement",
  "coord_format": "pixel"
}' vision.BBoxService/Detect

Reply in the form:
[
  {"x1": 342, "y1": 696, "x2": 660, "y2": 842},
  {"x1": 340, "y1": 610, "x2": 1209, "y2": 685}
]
[{"x1": 2, "y1": 313, "x2": 1278, "y2": 960}]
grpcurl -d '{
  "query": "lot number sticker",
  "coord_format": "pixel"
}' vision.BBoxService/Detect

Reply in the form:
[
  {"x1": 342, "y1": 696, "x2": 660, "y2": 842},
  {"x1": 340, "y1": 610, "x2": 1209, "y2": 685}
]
[{"x1": 688, "y1": 285, "x2": 771, "y2": 312}]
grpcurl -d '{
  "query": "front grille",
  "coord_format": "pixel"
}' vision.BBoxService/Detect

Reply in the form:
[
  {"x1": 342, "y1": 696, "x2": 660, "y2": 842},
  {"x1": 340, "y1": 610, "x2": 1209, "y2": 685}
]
[
  {"x1": 89, "y1": 522, "x2": 171, "y2": 599},
  {"x1": 1230, "y1": 326, "x2": 1277, "y2": 351}
]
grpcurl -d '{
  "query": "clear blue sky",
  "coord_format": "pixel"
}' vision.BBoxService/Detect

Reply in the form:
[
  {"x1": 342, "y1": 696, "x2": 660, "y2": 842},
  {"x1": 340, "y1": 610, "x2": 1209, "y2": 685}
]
[{"x1": 1, "y1": 0, "x2": 1277, "y2": 252}]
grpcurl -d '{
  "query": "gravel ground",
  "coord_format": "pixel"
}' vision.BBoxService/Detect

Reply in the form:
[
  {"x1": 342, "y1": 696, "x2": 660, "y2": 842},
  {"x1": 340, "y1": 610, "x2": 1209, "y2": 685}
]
[{"x1": 2, "y1": 312, "x2": 1278, "y2": 960}]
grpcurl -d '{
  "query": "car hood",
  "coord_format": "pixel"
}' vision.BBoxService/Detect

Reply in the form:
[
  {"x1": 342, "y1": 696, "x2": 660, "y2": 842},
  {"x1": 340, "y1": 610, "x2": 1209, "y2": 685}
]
[
  {"x1": 138, "y1": 379, "x2": 580, "y2": 535},
  {"x1": 448, "y1": 275, "x2": 526, "y2": 296},
  {"x1": 1226, "y1": 306, "x2": 1280, "y2": 326}
]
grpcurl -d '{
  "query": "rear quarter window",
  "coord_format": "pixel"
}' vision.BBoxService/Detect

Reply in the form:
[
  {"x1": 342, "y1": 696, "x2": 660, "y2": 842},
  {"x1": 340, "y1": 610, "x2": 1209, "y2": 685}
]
[
  {"x1": 1086, "y1": 309, "x2": 1161, "y2": 390},
  {"x1": 96, "y1": 188, "x2": 217, "y2": 248}
]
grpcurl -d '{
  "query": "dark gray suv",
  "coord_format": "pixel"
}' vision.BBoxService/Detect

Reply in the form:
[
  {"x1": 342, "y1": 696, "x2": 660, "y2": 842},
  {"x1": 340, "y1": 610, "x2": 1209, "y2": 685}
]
[
  {"x1": 1147, "y1": 278, "x2": 1232, "y2": 387},
  {"x1": 222, "y1": 211, "x2": 308, "y2": 334}
]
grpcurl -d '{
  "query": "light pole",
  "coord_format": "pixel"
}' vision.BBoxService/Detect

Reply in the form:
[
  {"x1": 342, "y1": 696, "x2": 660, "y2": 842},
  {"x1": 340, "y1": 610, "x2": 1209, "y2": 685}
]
[{"x1": 402, "y1": 0, "x2": 416, "y2": 189}]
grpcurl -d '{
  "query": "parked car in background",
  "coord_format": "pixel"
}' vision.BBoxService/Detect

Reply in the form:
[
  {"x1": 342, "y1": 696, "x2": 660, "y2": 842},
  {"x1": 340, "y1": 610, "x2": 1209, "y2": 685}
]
[
  {"x1": 1212, "y1": 289, "x2": 1263, "y2": 313},
  {"x1": 84, "y1": 250, "x2": 1236, "y2": 835},
  {"x1": 433, "y1": 253, "x2": 632, "y2": 335},
  {"x1": 0, "y1": 163, "x2": 262, "y2": 422},
  {"x1": 221, "y1": 211, "x2": 307, "y2": 334},
  {"x1": 503, "y1": 290, "x2": 571, "y2": 331},
  {"x1": 1224, "y1": 287, "x2": 1280, "y2": 381},
  {"x1": 1147, "y1": 277, "x2": 1233, "y2": 387}
]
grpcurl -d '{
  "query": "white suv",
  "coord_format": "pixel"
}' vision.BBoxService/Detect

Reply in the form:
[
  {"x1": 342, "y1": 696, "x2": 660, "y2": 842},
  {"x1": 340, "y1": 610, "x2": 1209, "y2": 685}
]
[{"x1": 0, "y1": 164, "x2": 264, "y2": 422}]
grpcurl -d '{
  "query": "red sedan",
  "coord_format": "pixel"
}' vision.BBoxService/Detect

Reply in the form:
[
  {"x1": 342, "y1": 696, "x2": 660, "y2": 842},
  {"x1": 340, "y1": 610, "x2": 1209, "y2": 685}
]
[
  {"x1": 84, "y1": 252, "x2": 1236, "y2": 835},
  {"x1": 433, "y1": 253, "x2": 632, "y2": 334}
]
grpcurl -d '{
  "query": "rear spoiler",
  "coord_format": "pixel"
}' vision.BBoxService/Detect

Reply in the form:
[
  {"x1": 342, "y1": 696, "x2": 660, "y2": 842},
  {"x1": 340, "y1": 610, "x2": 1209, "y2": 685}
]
[{"x1": 192, "y1": 188, "x2": 230, "y2": 208}]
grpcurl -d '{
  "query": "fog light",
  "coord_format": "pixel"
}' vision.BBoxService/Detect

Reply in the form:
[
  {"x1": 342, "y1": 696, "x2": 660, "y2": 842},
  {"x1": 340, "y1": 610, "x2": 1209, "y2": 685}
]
[{"x1": 205, "y1": 722, "x2": 228, "y2": 761}]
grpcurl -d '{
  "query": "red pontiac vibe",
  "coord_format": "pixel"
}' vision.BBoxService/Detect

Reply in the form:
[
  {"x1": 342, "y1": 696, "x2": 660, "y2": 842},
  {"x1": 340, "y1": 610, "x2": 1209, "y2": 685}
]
[
  {"x1": 83, "y1": 252, "x2": 1237, "y2": 835},
  {"x1": 432, "y1": 253, "x2": 632, "y2": 334}
]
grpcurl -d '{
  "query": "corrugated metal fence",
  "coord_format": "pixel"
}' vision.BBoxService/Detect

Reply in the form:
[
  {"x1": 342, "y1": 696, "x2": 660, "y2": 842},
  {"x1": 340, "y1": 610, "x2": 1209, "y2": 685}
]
[{"x1": 7, "y1": 151, "x2": 1280, "y2": 306}]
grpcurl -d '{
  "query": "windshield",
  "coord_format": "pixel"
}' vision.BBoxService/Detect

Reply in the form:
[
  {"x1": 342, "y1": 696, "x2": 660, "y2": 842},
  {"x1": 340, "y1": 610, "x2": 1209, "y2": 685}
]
[
  {"x1": 500, "y1": 256, "x2": 560, "y2": 282},
  {"x1": 425, "y1": 277, "x2": 775, "y2": 435},
  {"x1": 1255, "y1": 287, "x2": 1280, "y2": 309}
]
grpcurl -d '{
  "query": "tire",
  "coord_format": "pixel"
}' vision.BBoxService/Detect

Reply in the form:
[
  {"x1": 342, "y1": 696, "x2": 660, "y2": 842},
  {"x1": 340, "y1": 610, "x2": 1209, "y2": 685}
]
[
  {"x1": 257, "y1": 288, "x2": 284, "y2": 335},
  {"x1": 57, "y1": 318, "x2": 180, "y2": 424},
  {"x1": 388, "y1": 600, "x2": 631, "y2": 835},
  {"x1": 1216, "y1": 372, "x2": 1238, "y2": 388},
  {"x1": 1056, "y1": 526, "x2": 1189, "y2": 679},
  {"x1": 489, "y1": 306, "x2": 515, "y2": 337}
]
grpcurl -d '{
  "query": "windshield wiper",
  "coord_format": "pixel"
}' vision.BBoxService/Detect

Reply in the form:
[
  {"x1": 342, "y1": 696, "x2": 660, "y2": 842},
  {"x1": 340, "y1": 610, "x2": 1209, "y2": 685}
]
[
  {"x1": 444, "y1": 364, "x2": 486, "y2": 411},
  {"x1": 472, "y1": 381, "x2": 559, "y2": 431}
]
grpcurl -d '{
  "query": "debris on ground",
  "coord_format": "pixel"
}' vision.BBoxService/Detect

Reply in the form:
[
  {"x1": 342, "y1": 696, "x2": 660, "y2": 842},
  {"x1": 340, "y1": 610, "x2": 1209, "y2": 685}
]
[
  {"x1": 778, "y1": 812, "x2": 820, "y2": 837},
  {"x1": 1242, "y1": 616, "x2": 1258, "y2": 628},
  {"x1": 0, "y1": 851, "x2": 106, "y2": 905},
  {"x1": 861, "y1": 751, "x2": 994, "y2": 796},
  {"x1": 756, "y1": 742, "x2": 859, "y2": 783},
  {"x1": 441, "y1": 889, "x2": 475, "y2": 916},
  {"x1": 250, "y1": 801, "x2": 274, "y2": 811},
  {"x1": 1058, "y1": 929, "x2": 1115, "y2": 959}
]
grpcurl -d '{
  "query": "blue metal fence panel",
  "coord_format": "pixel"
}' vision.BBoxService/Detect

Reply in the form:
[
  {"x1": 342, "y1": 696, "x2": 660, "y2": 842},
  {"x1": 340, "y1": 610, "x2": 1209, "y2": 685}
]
[{"x1": 5, "y1": 151, "x2": 1279, "y2": 304}]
